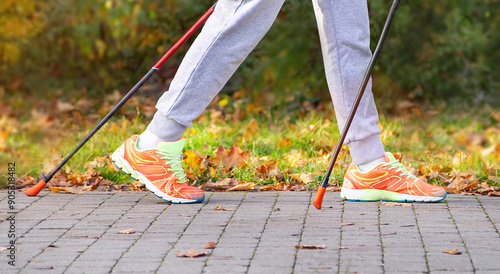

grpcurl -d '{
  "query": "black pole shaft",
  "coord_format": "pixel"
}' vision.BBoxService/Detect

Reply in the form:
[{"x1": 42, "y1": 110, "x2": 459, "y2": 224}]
[
  {"x1": 320, "y1": 0, "x2": 400, "y2": 188},
  {"x1": 45, "y1": 68, "x2": 158, "y2": 182}
]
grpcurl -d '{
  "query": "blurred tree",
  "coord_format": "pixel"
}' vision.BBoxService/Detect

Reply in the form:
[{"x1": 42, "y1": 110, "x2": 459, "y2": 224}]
[{"x1": 0, "y1": 0, "x2": 498, "y2": 104}]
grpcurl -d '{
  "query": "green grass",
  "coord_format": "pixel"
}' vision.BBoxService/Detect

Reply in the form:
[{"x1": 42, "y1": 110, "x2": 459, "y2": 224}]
[{"x1": 2, "y1": 95, "x2": 498, "y2": 189}]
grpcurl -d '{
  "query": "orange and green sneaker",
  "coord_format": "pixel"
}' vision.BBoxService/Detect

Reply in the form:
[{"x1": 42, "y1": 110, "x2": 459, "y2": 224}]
[
  {"x1": 111, "y1": 135, "x2": 204, "y2": 203},
  {"x1": 341, "y1": 152, "x2": 446, "y2": 202}
]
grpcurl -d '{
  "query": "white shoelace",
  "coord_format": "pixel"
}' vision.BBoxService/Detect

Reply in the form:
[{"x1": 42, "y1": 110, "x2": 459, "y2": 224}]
[
  {"x1": 159, "y1": 151, "x2": 186, "y2": 183},
  {"x1": 382, "y1": 159, "x2": 419, "y2": 182}
]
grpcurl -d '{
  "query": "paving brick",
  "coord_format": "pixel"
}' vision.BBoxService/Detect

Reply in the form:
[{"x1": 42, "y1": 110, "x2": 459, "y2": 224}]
[{"x1": 2, "y1": 191, "x2": 498, "y2": 273}]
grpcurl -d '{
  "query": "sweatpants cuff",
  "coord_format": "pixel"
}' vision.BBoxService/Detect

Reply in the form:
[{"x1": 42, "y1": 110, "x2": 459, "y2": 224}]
[
  {"x1": 147, "y1": 112, "x2": 187, "y2": 141},
  {"x1": 348, "y1": 134, "x2": 385, "y2": 165}
]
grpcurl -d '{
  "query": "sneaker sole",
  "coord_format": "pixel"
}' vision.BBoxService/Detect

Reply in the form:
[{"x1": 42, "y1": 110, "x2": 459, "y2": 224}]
[
  {"x1": 111, "y1": 151, "x2": 202, "y2": 204},
  {"x1": 340, "y1": 185, "x2": 446, "y2": 203}
]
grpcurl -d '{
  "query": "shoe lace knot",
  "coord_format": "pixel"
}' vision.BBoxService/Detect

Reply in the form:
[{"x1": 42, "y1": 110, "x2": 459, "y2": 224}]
[
  {"x1": 382, "y1": 160, "x2": 419, "y2": 182},
  {"x1": 158, "y1": 151, "x2": 186, "y2": 183}
]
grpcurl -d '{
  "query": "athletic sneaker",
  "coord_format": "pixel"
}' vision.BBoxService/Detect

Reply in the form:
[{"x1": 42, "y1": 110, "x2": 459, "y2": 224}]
[
  {"x1": 111, "y1": 135, "x2": 205, "y2": 203},
  {"x1": 341, "y1": 152, "x2": 447, "y2": 202}
]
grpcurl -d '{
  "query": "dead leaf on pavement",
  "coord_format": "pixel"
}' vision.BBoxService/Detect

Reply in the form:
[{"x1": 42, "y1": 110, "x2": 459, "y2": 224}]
[
  {"x1": 379, "y1": 201, "x2": 412, "y2": 207},
  {"x1": 40, "y1": 244, "x2": 57, "y2": 250},
  {"x1": 176, "y1": 250, "x2": 209, "y2": 258},
  {"x1": 442, "y1": 248, "x2": 462, "y2": 255},
  {"x1": 204, "y1": 242, "x2": 217, "y2": 249},
  {"x1": 213, "y1": 205, "x2": 233, "y2": 211},
  {"x1": 118, "y1": 229, "x2": 135, "y2": 234},
  {"x1": 295, "y1": 245, "x2": 326, "y2": 249},
  {"x1": 0, "y1": 247, "x2": 20, "y2": 252},
  {"x1": 341, "y1": 222, "x2": 355, "y2": 226}
]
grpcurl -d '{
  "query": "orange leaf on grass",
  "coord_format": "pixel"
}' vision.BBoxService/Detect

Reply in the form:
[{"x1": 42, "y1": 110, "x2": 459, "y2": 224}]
[
  {"x1": 212, "y1": 145, "x2": 251, "y2": 168},
  {"x1": 227, "y1": 181, "x2": 255, "y2": 191},
  {"x1": 241, "y1": 118, "x2": 259, "y2": 138},
  {"x1": 255, "y1": 159, "x2": 279, "y2": 178},
  {"x1": 183, "y1": 150, "x2": 206, "y2": 169}
]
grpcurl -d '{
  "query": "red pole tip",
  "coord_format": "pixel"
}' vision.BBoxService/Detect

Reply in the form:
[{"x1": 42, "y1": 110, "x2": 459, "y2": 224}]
[
  {"x1": 24, "y1": 180, "x2": 47, "y2": 196},
  {"x1": 313, "y1": 186, "x2": 327, "y2": 209}
]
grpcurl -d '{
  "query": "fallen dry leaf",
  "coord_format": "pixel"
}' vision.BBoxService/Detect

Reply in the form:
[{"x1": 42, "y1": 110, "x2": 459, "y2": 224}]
[
  {"x1": 227, "y1": 181, "x2": 255, "y2": 191},
  {"x1": 57, "y1": 100, "x2": 76, "y2": 112},
  {"x1": 0, "y1": 247, "x2": 20, "y2": 252},
  {"x1": 212, "y1": 144, "x2": 251, "y2": 168},
  {"x1": 118, "y1": 229, "x2": 135, "y2": 234},
  {"x1": 48, "y1": 186, "x2": 94, "y2": 194},
  {"x1": 326, "y1": 186, "x2": 342, "y2": 192},
  {"x1": 176, "y1": 250, "x2": 209, "y2": 258},
  {"x1": 442, "y1": 248, "x2": 461, "y2": 255},
  {"x1": 341, "y1": 222, "x2": 355, "y2": 227},
  {"x1": 40, "y1": 244, "x2": 57, "y2": 251},
  {"x1": 204, "y1": 242, "x2": 217, "y2": 249},
  {"x1": 272, "y1": 208, "x2": 281, "y2": 212},
  {"x1": 34, "y1": 266, "x2": 54, "y2": 270},
  {"x1": 241, "y1": 118, "x2": 259, "y2": 138},
  {"x1": 258, "y1": 185, "x2": 277, "y2": 191},
  {"x1": 183, "y1": 150, "x2": 206, "y2": 169},
  {"x1": 213, "y1": 205, "x2": 233, "y2": 211},
  {"x1": 295, "y1": 245, "x2": 326, "y2": 249},
  {"x1": 201, "y1": 178, "x2": 239, "y2": 191},
  {"x1": 379, "y1": 201, "x2": 412, "y2": 207},
  {"x1": 255, "y1": 159, "x2": 280, "y2": 179},
  {"x1": 299, "y1": 173, "x2": 315, "y2": 184}
]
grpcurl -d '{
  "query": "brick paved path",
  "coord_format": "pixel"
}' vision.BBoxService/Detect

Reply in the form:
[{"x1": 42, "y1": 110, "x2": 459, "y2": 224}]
[{"x1": 0, "y1": 191, "x2": 499, "y2": 273}]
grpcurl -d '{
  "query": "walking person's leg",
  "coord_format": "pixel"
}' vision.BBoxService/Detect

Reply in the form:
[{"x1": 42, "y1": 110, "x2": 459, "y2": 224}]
[
  {"x1": 312, "y1": 0, "x2": 446, "y2": 202},
  {"x1": 112, "y1": 0, "x2": 286, "y2": 203}
]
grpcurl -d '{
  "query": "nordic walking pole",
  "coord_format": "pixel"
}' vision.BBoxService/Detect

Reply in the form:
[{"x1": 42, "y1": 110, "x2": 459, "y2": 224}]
[
  {"x1": 313, "y1": 0, "x2": 400, "y2": 209},
  {"x1": 24, "y1": 3, "x2": 217, "y2": 196}
]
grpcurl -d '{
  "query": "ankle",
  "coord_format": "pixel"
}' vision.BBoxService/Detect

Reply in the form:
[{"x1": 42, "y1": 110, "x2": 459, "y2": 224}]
[
  {"x1": 137, "y1": 130, "x2": 165, "y2": 150},
  {"x1": 357, "y1": 156, "x2": 386, "y2": 173}
]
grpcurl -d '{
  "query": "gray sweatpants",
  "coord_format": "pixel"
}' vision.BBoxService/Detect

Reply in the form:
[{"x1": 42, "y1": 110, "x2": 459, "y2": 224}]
[{"x1": 148, "y1": 0, "x2": 385, "y2": 165}]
